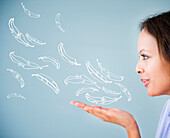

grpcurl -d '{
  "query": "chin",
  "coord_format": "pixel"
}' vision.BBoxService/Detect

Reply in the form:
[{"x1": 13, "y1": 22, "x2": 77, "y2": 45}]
[
  {"x1": 147, "y1": 90, "x2": 160, "y2": 97},
  {"x1": 147, "y1": 88, "x2": 170, "y2": 97}
]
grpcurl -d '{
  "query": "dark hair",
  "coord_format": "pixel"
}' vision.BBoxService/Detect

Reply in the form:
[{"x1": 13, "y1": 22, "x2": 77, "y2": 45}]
[{"x1": 139, "y1": 11, "x2": 170, "y2": 64}]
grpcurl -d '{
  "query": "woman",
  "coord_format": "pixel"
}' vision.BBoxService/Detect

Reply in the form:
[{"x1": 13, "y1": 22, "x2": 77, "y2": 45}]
[{"x1": 70, "y1": 11, "x2": 170, "y2": 138}]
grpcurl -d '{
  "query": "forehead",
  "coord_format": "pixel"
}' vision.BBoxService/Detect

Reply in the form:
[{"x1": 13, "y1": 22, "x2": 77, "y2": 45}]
[{"x1": 138, "y1": 29, "x2": 158, "y2": 54}]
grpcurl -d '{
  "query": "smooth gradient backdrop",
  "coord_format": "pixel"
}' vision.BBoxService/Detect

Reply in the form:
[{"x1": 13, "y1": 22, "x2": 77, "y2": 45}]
[{"x1": 0, "y1": 0, "x2": 169, "y2": 138}]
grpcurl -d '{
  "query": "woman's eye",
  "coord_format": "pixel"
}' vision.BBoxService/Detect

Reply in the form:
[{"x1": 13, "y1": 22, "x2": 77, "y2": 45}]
[{"x1": 141, "y1": 54, "x2": 149, "y2": 60}]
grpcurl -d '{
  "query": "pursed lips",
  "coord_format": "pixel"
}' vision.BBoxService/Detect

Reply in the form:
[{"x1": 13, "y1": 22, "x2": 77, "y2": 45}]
[{"x1": 141, "y1": 79, "x2": 150, "y2": 87}]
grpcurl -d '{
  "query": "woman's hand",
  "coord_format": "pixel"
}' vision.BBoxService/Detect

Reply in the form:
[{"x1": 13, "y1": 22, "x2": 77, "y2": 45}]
[{"x1": 70, "y1": 101, "x2": 141, "y2": 138}]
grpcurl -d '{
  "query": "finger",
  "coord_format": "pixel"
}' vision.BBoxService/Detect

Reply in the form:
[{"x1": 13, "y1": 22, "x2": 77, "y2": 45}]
[
  {"x1": 71, "y1": 101, "x2": 108, "y2": 120},
  {"x1": 84, "y1": 105, "x2": 104, "y2": 113},
  {"x1": 70, "y1": 101, "x2": 82, "y2": 105},
  {"x1": 71, "y1": 102, "x2": 109, "y2": 121},
  {"x1": 91, "y1": 105, "x2": 102, "y2": 108},
  {"x1": 93, "y1": 106, "x2": 108, "y2": 115},
  {"x1": 70, "y1": 101, "x2": 86, "y2": 107},
  {"x1": 84, "y1": 106, "x2": 108, "y2": 121},
  {"x1": 70, "y1": 101, "x2": 90, "y2": 110}
]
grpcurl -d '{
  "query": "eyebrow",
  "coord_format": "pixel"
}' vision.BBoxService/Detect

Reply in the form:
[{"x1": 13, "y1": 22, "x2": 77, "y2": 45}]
[{"x1": 139, "y1": 49, "x2": 151, "y2": 54}]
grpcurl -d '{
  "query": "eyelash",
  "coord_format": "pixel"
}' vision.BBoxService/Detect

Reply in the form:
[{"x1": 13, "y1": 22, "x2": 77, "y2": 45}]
[{"x1": 141, "y1": 54, "x2": 149, "y2": 60}]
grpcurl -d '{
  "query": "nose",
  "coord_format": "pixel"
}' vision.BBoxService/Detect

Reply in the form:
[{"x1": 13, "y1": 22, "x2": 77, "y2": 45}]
[{"x1": 136, "y1": 62, "x2": 144, "y2": 74}]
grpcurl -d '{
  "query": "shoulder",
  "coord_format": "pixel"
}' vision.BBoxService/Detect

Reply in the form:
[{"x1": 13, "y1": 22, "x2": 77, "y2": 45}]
[
  {"x1": 161, "y1": 99, "x2": 170, "y2": 117},
  {"x1": 155, "y1": 99, "x2": 170, "y2": 138},
  {"x1": 165, "y1": 99, "x2": 170, "y2": 105},
  {"x1": 163, "y1": 99, "x2": 170, "y2": 112}
]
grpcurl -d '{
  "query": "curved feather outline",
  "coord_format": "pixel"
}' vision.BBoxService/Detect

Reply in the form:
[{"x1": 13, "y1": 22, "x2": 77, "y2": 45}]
[
  {"x1": 9, "y1": 51, "x2": 28, "y2": 66},
  {"x1": 25, "y1": 33, "x2": 46, "y2": 46},
  {"x1": 21, "y1": 3, "x2": 40, "y2": 18},
  {"x1": 96, "y1": 59, "x2": 124, "y2": 81},
  {"x1": 76, "y1": 87, "x2": 99, "y2": 96},
  {"x1": 64, "y1": 74, "x2": 100, "y2": 89},
  {"x1": 115, "y1": 83, "x2": 132, "y2": 101},
  {"x1": 7, "y1": 68, "x2": 25, "y2": 88},
  {"x1": 102, "y1": 95, "x2": 122, "y2": 105},
  {"x1": 85, "y1": 93, "x2": 101, "y2": 104},
  {"x1": 58, "y1": 42, "x2": 81, "y2": 66},
  {"x1": 8, "y1": 18, "x2": 34, "y2": 47},
  {"x1": 85, "y1": 93, "x2": 122, "y2": 105},
  {"x1": 17, "y1": 33, "x2": 34, "y2": 47},
  {"x1": 102, "y1": 87, "x2": 121, "y2": 96},
  {"x1": 9, "y1": 51, "x2": 48, "y2": 70},
  {"x1": 38, "y1": 56, "x2": 60, "y2": 69},
  {"x1": 24, "y1": 61, "x2": 49, "y2": 70},
  {"x1": 8, "y1": 18, "x2": 20, "y2": 38},
  {"x1": 55, "y1": 13, "x2": 65, "y2": 32},
  {"x1": 85, "y1": 61, "x2": 112, "y2": 84},
  {"x1": 7, "y1": 93, "x2": 26, "y2": 100},
  {"x1": 32, "y1": 73, "x2": 60, "y2": 94}
]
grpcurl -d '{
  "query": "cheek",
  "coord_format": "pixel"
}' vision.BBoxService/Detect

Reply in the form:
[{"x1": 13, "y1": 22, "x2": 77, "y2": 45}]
[
  {"x1": 145, "y1": 57, "x2": 161, "y2": 79},
  {"x1": 147, "y1": 62, "x2": 170, "y2": 96},
  {"x1": 144, "y1": 61, "x2": 155, "y2": 77}
]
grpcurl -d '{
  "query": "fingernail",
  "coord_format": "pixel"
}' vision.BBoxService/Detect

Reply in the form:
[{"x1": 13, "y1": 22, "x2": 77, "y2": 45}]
[
  {"x1": 70, "y1": 101, "x2": 74, "y2": 105},
  {"x1": 75, "y1": 103, "x2": 80, "y2": 107},
  {"x1": 84, "y1": 107, "x2": 91, "y2": 110}
]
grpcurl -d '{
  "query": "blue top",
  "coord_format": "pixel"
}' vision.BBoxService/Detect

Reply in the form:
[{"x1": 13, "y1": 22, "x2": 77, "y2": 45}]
[{"x1": 155, "y1": 99, "x2": 170, "y2": 138}]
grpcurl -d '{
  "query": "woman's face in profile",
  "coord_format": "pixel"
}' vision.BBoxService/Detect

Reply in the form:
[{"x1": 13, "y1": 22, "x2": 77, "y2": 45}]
[{"x1": 136, "y1": 29, "x2": 170, "y2": 96}]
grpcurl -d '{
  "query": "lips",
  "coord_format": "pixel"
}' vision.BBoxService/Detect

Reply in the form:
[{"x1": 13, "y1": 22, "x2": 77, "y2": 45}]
[{"x1": 141, "y1": 79, "x2": 150, "y2": 87}]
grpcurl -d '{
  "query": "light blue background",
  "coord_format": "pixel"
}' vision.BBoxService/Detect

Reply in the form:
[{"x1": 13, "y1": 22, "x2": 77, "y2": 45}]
[{"x1": 0, "y1": 0, "x2": 169, "y2": 138}]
